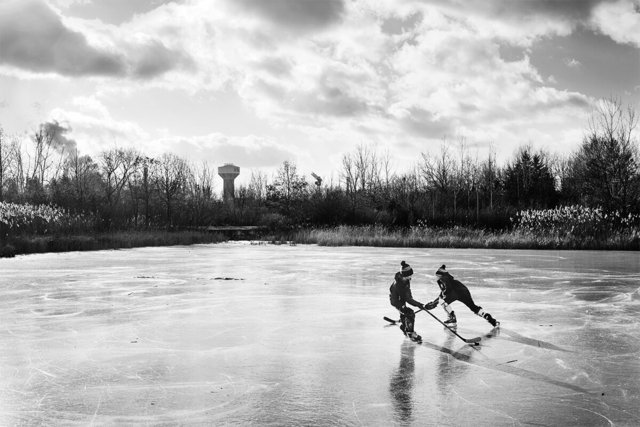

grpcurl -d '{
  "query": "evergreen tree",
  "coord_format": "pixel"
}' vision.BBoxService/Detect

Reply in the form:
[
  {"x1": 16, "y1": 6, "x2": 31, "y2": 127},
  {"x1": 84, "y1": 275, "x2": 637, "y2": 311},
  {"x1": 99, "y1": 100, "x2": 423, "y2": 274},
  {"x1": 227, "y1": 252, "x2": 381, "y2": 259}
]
[{"x1": 504, "y1": 147, "x2": 557, "y2": 209}]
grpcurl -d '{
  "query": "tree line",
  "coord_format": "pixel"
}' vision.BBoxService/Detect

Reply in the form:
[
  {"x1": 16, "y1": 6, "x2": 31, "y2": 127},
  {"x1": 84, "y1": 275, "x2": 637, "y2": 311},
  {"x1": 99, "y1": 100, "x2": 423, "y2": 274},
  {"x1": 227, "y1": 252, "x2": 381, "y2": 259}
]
[{"x1": 0, "y1": 97, "x2": 638, "y2": 232}]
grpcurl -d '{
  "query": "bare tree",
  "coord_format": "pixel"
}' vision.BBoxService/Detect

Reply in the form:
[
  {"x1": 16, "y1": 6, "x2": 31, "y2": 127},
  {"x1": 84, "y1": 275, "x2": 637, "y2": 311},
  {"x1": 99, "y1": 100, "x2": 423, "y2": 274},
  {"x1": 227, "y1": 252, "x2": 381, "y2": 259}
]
[
  {"x1": 588, "y1": 97, "x2": 638, "y2": 148},
  {"x1": 9, "y1": 138, "x2": 25, "y2": 197},
  {"x1": 273, "y1": 160, "x2": 307, "y2": 201},
  {"x1": 28, "y1": 122, "x2": 71, "y2": 186},
  {"x1": 189, "y1": 161, "x2": 216, "y2": 225},
  {"x1": 155, "y1": 153, "x2": 189, "y2": 227},
  {"x1": 341, "y1": 152, "x2": 358, "y2": 194},
  {"x1": 456, "y1": 138, "x2": 477, "y2": 213},
  {"x1": 29, "y1": 124, "x2": 56, "y2": 185},
  {"x1": 481, "y1": 145, "x2": 497, "y2": 210},
  {"x1": 420, "y1": 141, "x2": 453, "y2": 193},
  {"x1": 132, "y1": 156, "x2": 158, "y2": 228},
  {"x1": 420, "y1": 140, "x2": 456, "y2": 219},
  {"x1": 100, "y1": 147, "x2": 140, "y2": 227},
  {"x1": 68, "y1": 149, "x2": 101, "y2": 210},
  {"x1": 248, "y1": 170, "x2": 267, "y2": 201},
  {"x1": 268, "y1": 160, "x2": 308, "y2": 217},
  {"x1": 192, "y1": 161, "x2": 215, "y2": 201},
  {"x1": 354, "y1": 144, "x2": 370, "y2": 192},
  {"x1": 468, "y1": 151, "x2": 481, "y2": 222},
  {"x1": 0, "y1": 127, "x2": 6, "y2": 201},
  {"x1": 356, "y1": 144, "x2": 381, "y2": 192},
  {"x1": 380, "y1": 148, "x2": 394, "y2": 189}
]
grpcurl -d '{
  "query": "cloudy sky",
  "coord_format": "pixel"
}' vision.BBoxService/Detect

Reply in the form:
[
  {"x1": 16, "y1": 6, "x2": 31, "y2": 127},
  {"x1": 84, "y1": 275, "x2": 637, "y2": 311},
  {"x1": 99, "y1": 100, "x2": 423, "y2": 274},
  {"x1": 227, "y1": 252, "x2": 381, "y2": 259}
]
[{"x1": 1, "y1": 0, "x2": 639, "y2": 185}]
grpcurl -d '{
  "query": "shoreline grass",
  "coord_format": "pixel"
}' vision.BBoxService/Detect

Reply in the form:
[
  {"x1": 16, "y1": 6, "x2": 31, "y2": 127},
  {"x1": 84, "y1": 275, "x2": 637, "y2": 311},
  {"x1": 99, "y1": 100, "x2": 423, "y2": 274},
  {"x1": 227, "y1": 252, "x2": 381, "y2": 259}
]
[
  {"x1": 0, "y1": 231, "x2": 228, "y2": 258},
  {"x1": 289, "y1": 225, "x2": 640, "y2": 250},
  {"x1": 2, "y1": 224, "x2": 638, "y2": 258}
]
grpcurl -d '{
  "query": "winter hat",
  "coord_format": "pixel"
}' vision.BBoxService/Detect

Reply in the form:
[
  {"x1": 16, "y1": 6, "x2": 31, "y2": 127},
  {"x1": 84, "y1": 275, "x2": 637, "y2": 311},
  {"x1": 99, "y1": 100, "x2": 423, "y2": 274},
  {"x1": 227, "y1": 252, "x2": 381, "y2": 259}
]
[
  {"x1": 401, "y1": 261, "x2": 414, "y2": 277},
  {"x1": 435, "y1": 264, "x2": 447, "y2": 276}
]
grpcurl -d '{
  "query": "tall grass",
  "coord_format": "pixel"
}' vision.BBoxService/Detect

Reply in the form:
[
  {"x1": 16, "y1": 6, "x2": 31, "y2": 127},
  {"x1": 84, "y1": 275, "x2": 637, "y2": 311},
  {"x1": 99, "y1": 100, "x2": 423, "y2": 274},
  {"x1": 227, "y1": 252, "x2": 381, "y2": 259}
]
[
  {"x1": 513, "y1": 205, "x2": 640, "y2": 238},
  {"x1": 0, "y1": 202, "x2": 230, "y2": 257},
  {"x1": 291, "y1": 225, "x2": 533, "y2": 249},
  {"x1": 3, "y1": 231, "x2": 228, "y2": 257},
  {"x1": 3, "y1": 202, "x2": 639, "y2": 255},
  {"x1": 292, "y1": 219, "x2": 640, "y2": 250},
  {"x1": 0, "y1": 201, "x2": 94, "y2": 236}
]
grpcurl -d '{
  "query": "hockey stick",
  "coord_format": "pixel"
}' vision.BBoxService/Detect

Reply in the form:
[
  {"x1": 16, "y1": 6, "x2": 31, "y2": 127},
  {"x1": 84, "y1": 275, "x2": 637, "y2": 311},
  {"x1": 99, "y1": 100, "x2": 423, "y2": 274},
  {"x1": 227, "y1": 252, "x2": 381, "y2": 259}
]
[
  {"x1": 383, "y1": 308, "x2": 424, "y2": 325},
  {"x1": 421, "y1": 309, "x2": 482, "y2": 345}
]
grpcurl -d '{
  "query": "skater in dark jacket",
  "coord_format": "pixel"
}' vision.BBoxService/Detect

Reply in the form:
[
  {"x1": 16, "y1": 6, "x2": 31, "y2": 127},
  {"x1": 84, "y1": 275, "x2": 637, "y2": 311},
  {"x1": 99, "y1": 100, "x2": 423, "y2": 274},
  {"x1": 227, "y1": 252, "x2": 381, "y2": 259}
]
[
  {"x1": 424, "y1": 265, "x2": 499, "y2": 328},
  {"x1": 389, "y1": 261, "x2": 427, "y2": 342}
]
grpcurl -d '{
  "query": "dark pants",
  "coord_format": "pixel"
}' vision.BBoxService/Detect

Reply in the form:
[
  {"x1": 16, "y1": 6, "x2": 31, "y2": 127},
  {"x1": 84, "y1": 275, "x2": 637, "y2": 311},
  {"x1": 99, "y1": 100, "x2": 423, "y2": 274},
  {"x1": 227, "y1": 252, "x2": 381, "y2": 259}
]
[
  {"x1": 399, "y1": 306, "x2": 416, "y2": 334},
  {"x1": 443, "y1": 287, "x2": 481, "y2": 314}
]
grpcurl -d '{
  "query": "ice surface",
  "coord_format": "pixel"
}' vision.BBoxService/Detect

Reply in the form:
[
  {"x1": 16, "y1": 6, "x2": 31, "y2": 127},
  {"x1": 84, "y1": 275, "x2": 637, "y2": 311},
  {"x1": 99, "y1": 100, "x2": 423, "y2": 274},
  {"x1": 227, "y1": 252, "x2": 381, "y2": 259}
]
[{"x1": 0, "y1": 244, "x2": 639, "y2": 425}]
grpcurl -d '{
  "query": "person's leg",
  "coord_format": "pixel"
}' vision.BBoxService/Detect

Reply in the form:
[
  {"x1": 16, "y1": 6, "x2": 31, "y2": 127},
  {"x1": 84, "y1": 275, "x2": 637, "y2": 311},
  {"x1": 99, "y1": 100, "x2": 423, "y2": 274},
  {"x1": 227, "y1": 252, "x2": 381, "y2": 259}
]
[
  {"x1": 401, "y1": 307, "x2": 415, "y2": 333},
  {"x1": 478, "y1": 309, "x2": 499, "y2": 327},
  {"x1": 458, "y1": 288, "x2": 499, "y2": 327},
  {"x1": 441, "y1": 295, "x2": 457, "y2": 325},
  {"x1": 399, "y1": 309, "x2": 408, "y2": 335},
  {"x1": 457, "y1": 288, "x2": 481, "y2": 313},
  {"x1": 400, "y1": 307, "x2": 421, "y2": 341}
]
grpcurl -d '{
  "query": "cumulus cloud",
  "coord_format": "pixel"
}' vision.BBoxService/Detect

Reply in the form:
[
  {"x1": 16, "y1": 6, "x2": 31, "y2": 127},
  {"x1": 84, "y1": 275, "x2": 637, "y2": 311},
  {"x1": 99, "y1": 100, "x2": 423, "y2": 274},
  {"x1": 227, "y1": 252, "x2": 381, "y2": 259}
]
[
  {"x1": 49, "y1": 99, "x2": 150, "y2": 154},
  {"x1": 163, "y1": 0, "x2": 593, "y2": 157},
  {"x1": 564, "y1": 57, "x2": 583, "y2": 68},
  {"x1": 99, "y1": 0, "x2": 595, "y2": 139},
  {"x1": 0, "y1": 0, "x2": 191, "y2": 78},
  {"x1": 397, "y1": 107, "x2": 456, "y2": 138},
  {"x1": 417, "y1": 0, "x2": 640, "y2": 49},
  {"x1": 590, "y1": 0, "x2": 640, "y2": 47},
  {"x1": 160, "y1": 134, "x2": 296, "y2": 169},
  {"x1": 4, "y1": 0, "x2": 618, "y2": 175},
  {"x1": 51, "y1": 93, "x2": 295, "y2": 169},
  {"x1": 52, "y1": 0, "x2": 179, "y2": 25},
  {"x1": 455, "y1": 0, "x2": 601, "y2": 21},
  {"x1": 127, "y1": 38, "x2": 193, "y2": 79},
  {"x1": 0, "y1": 0, "x2": 124, "y2": 76},
  {"x1": 231, "y1": 0, "x2": 345, "y2": 33}
]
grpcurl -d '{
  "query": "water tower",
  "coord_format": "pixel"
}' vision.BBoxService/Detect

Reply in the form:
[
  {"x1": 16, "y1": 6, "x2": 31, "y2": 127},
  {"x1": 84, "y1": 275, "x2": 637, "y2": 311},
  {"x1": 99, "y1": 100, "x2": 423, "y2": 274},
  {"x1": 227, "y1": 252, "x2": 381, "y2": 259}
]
[{"x1": 218, "y1": 163, "x2": 240, "y2": 204}]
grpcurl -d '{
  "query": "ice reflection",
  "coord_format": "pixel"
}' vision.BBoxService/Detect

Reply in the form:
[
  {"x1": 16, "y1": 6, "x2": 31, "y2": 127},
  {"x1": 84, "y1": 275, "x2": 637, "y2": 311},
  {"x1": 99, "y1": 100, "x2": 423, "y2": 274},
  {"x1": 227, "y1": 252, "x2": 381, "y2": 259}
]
[
  {"x1": 389, "y1": 340, "x2": 417, "y2": 424},
  {"x1": 436, "y1": 332, "x2": 460, "y2": 396}
]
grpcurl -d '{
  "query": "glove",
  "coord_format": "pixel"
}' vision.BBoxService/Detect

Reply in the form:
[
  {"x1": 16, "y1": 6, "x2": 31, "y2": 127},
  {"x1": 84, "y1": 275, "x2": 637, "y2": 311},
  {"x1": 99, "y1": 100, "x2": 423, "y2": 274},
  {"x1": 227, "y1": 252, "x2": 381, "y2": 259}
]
[{"x1": 424, "y1": 300, "x2": 438, "y2": 310}]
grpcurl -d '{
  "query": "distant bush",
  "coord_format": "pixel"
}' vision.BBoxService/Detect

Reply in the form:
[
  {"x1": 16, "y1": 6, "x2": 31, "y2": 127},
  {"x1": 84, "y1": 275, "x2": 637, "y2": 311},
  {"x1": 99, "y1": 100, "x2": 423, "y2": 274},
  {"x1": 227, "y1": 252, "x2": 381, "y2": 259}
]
[
  {"x1": 0, "y1": 244, "x2": 16, "y2": 257},
  {"x1": 258, "y1": 212, "x2": 291, "y2": 230}
]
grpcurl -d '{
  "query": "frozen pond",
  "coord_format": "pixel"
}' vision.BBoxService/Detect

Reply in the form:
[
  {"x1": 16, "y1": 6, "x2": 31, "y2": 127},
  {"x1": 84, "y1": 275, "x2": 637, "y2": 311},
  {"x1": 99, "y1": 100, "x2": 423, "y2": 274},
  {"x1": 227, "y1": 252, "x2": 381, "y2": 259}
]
[{"x1": 0, "y1": 243, "x2": 639, "y2": 426}]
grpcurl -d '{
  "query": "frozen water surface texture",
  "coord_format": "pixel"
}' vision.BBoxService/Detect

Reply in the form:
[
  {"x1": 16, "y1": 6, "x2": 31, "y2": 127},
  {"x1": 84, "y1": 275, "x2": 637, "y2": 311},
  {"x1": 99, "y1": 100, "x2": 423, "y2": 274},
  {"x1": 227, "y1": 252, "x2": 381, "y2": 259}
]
[{"x1": 0, "y1": 243, "x2": 639, "y2": 426}]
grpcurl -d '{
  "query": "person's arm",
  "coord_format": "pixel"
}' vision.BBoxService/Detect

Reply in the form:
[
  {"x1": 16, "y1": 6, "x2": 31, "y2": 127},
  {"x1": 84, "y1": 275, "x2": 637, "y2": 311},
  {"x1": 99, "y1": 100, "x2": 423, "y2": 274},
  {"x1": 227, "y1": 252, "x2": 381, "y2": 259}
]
[
  {"x1": 437, "y1": 278, "x2": 448, "y2": 299},
  {"x1": 404, "y1": 287, "x2": 424, "y2": 309},
  {"x1": 424, "y1": 297, "x2": 439, "y2": 310},
  {"x1": 423, "y1": 279, "x2": 448, "y2": 310}
]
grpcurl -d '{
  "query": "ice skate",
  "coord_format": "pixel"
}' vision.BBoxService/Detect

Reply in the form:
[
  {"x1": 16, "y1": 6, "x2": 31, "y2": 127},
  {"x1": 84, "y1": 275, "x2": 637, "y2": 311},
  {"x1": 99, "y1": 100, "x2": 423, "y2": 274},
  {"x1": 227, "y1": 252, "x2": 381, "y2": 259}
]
[
  {"x1": 444, "y1": 311, "x2": 457, "y2": 327},
  {"x1": 483, "y1": 312, "x2": 499, "y2": 327},
  {"x1": 408, "y1": 331, "x2": 422, "y2": 342}
]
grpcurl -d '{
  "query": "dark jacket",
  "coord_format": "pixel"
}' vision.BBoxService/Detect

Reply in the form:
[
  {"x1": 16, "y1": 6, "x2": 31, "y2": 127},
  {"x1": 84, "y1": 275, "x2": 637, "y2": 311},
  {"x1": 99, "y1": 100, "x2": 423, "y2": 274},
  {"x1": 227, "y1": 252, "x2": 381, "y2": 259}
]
[
  {"x1": 436, "y1": 271, "x2": 469, "y2": 300},
  {"x1": 389, "y1": 273, "x2": 422, "y2": 310}
]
